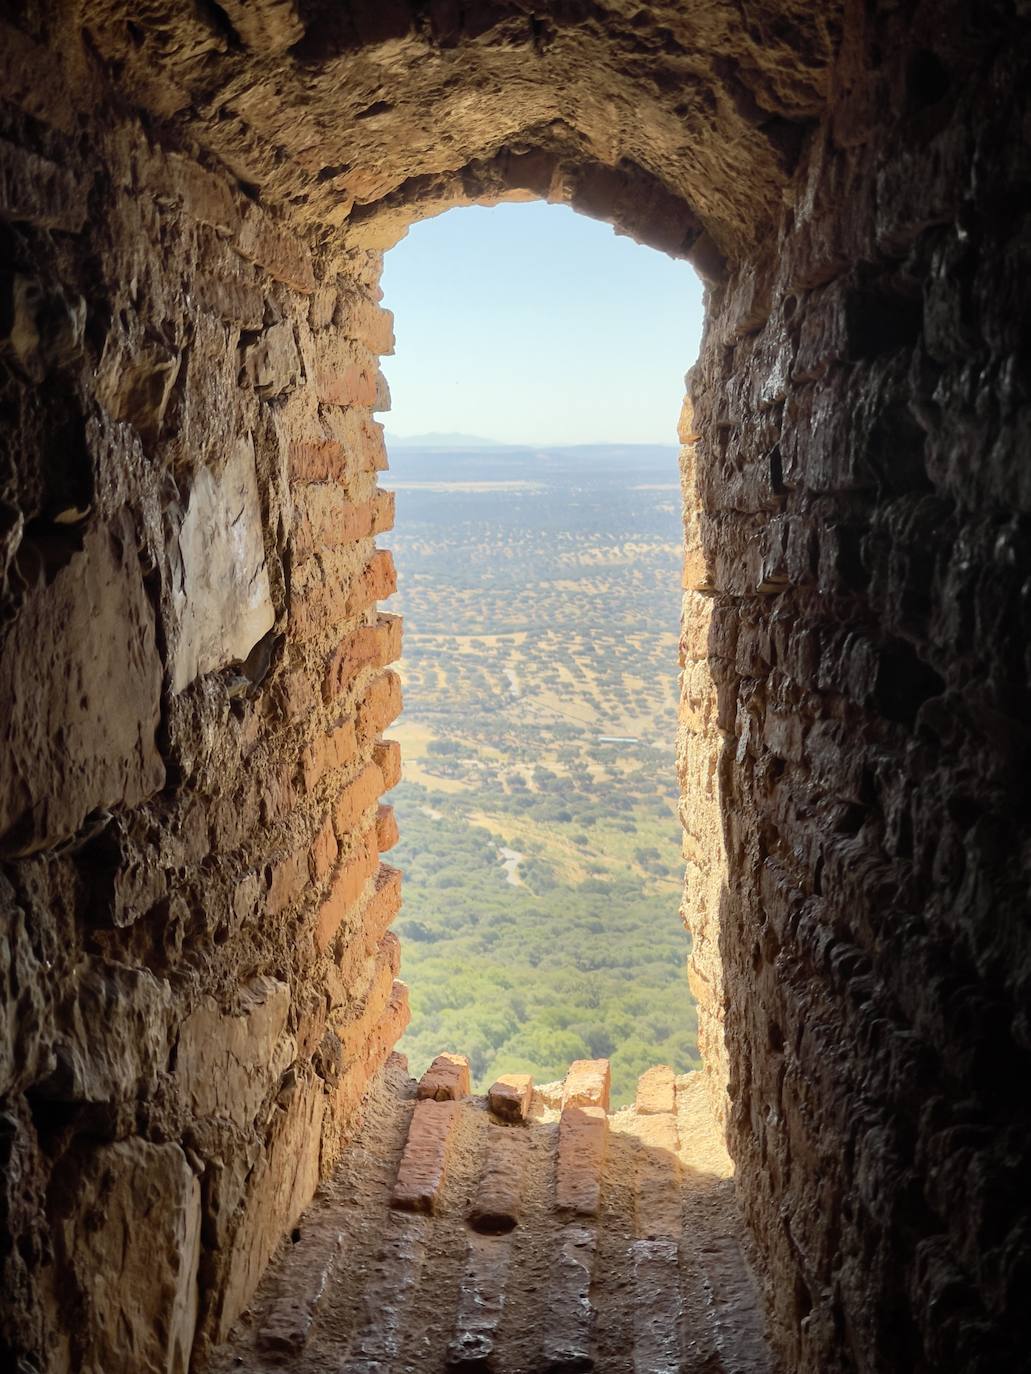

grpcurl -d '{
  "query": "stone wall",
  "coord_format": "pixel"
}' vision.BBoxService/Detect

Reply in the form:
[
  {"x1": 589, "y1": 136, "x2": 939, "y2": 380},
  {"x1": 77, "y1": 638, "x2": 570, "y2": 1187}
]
[
  {"x1": 679, "y1": 3, "x2": 1031, "y2": 1369},
  {"x1": 0, "y1": 33, "x2": 408, "y2": 1367},
  {"x1": 1, "y1": 1, "x2": 1029, "y2": 1371}
]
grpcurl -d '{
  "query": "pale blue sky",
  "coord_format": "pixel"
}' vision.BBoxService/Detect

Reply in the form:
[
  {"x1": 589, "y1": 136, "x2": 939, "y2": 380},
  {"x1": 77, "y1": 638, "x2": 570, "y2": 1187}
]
[{"x1": 379, "y1": 201, "x2": 705, "y2": 446}]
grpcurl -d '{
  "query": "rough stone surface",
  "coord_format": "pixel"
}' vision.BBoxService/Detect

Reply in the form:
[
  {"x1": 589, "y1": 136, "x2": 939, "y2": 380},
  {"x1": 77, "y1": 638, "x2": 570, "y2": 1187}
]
[
  {"x1": 1, "y1": 2, "x2": 1030, "y2": 1371},
  {"x1": 57, "y1": 1139, "x2": 202, "y2": 1374},
  {"x1": 391, "y1": 1098, "x2": 461, "y2": 1213},
  {"x1": 468, "y1": 1123, "x2": 528, "y2": 1235},
  {"x1": 417, "y1": 1052, "x2": 471, "y2": 1101},
  {"x1": 556, "y1": 1105, "x2": 608, "y2": 1219},
  {"x1": 561, "y1": 1059, "x2": 611, "y2": 1112},
  {"x1": 487, "y1": 1073, "x2": 533, "y2": 1123},
  {"x1": 634, "y1": 1064, "x2": 675, "y2": 1116}
]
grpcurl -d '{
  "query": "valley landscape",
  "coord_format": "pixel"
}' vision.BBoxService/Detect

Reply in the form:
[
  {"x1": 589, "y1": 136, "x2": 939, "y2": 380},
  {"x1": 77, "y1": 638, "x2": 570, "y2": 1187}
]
[{"x1": 383, "y1": 439, "x2": 698, "y2": 1107}]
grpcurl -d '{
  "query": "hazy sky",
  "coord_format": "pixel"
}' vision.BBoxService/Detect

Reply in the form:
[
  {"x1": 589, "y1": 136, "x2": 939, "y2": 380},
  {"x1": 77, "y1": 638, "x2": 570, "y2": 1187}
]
[{"x1": 379, "y1": 201, "x2": 705, "y2": 446}]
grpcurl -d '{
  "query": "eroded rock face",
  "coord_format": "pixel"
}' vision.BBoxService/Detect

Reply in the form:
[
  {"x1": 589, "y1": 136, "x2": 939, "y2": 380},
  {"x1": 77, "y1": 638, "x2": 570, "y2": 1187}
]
[
  {"x1": 0, "y1": 516, "x2": 164, "y2": 855},
  {"x1": 0, "y1": 2, "x2": 1029, "y2": 1372},
  {"x1": 168, "y1": 434, "x2": 276, "y2": 693},
  {"x1": 56, "y1": 1139, "x2": 202, "y2": 1374}
]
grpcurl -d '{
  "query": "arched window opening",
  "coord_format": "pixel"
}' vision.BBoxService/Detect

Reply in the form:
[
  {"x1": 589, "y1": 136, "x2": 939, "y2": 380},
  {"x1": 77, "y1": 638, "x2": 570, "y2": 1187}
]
[{"x1": 378, "y1": 202, "x2": 708, "y2": 1107}]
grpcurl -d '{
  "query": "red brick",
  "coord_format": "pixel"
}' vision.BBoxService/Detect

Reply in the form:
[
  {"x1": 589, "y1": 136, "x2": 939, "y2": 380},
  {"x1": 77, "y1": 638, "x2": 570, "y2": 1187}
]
[
  {"x1": 562, "y1": 1059, "x2": 611, "y2": 1112},
  {"x1": 469, "y1": 1125, "x2": 529, "y2": 1234},
  {"x1": 315, "y1": 827, "x2": 378, "y2": 953},
  {"x1": 337, "y1": 932, "x2": 401, "y2": 1056},
  {"x1": 373, "y1": 737, "x2": 402, "y2": 790},
  {"x1": 301, "y1": 718, "x2": 358, "y2": 793},
  {"x1": 290, "y1": 550, "x2": 396, "y2": 640},
  {"x1": 267, "y1": 848, "x2": 308, "y2": 915},
  {"x1": 361, "y1": 863, "x2": 403, "y2": 954},
  {"x1": 488, "y1": 1074, "x2": 533, "y2": 1123},
  {"x1": 556, "y1": 1105, "x2": 608, "y2": 1219},
  {"x1": 333, "y1": 761, "x2": 383, "y2": 834},
  {"x1": 376, "y1": 802, "x2": 399, "y2": 852},
  {"x1": 293, "y1": 493, "x2": 384, "y2": 565},
  {"x1": 330, "y1": 979, "x2": 410, "y2": 1130},
  {"x1": 417, "y1": 1053, "x2": 470, "y2": 1101},
  {"x1": 371, "y1": 488, "x2": 395, "y2": 534},
  {"x1": 289, "y1": 437, "x2": 350, "y2": 484},
  {"x1": 391, "y1": 1099, "x2": 461, "y2": 1213},
  {"x1": 274, "y1": 667, "x2": 318, "y2": 722},
  {"x1": 309, "y1": 811, "x2": 338, "y2": 882},
  {"x1": 357, "y1": 669, "x2": 403, "y2": 743},
  {"x1": 322, "y1": 612, "x2": 402, "y2": 702},
  {"x1": 322, "y1": 411, "x2": 388, "y2": 474},
  {"x1": 316, "y1": 359, "x2": 379, "y2": 407}
]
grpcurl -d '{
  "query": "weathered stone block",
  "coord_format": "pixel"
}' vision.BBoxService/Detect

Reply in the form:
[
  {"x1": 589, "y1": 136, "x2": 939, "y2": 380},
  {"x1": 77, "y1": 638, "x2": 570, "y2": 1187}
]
[
  {"x1": 59, "y1": 1140, "x2": 201, "y2": 1374},
  {"x1": 561, "y1": 1058, "x2": 611, "y2": 1111},
  {"x1": 488, "y1": 1073, "x2": 533, "y2": 1123},
  {"x1": 175, "y1": 977, "x2": 294, "y2": 1131},
  {"x1": 375, "y1": 802, "x2": 399, "y2": 852},
  {"x1": 169, "y1": 434, "x2": 275, "y2": 692},
  {"x1": 469, "y1": 1123, "x2": 528, "y2": 1233},
  {"x1": 417, "y1": 1052, "x2": 471, "y2": 1101},
  {"x1": 635, "y1": 1064, "x2": 676, "y2": 1115},
  {"x1": 391, "y1": 1098, "x2": 461, "y2": 1213},
  {"x1": 235, "y1": 205, "x2": 315, "y2": 293},
  {"x1": 0, "y1": 517, "x2": 164, "y2": 854}
]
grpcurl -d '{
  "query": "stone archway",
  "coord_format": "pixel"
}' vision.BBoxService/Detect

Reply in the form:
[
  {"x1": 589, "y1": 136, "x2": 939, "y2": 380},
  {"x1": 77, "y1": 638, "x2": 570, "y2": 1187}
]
[{"x1": 1, "y1": 2, "x2": 1030, "y2": 1372}]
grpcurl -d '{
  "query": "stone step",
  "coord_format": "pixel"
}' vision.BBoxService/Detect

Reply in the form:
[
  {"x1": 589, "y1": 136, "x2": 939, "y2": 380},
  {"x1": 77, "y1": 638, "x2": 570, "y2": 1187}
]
[
  {"x1": 487, "y1": 1072, "x2": 533, "y2": 1122},
  {"x1": 634, "y1": 1064, "x2": 675, "y2": 1115},
  {"x1": 445, "y1": 1231, "x2": 514, "y2": 1370},
  {"x1": 631, "y1": 1238, "x2": 683, "y2": 1374},
  {"x1": 390, "y1": 1097, "x2": 461, "y2": 1213},
  {"x1": 342, "y1": 1212, "x2": 433, "y2": 1373},
  {"x1": 561, "y1": 1058, "x2": 611, "y2": 1111},
  {"x1": 255, "y1": 1219, "x2": 344, "y2": 1361},
  {"x1": 540, "y1": 1224, "x2": 598, "y2": 1372},
  {"x1": 556, "y1": 1105, "x2": 607, "y2": 1219},
  {"x1": 417, "y1": 1052, "x2": 471, "y2": 1101},
  {"x1": 468, "y1": 1123, "x2": 528, "y2": 1234},
  {"x1": 631, "y1": 1109, "x2": 681, "y2": 1240}
]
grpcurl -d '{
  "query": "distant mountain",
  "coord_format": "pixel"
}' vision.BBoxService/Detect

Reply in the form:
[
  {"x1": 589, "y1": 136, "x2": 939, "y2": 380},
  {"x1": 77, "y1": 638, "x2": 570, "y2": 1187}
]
[{"x1": 384, "y1": 431, "x2": 507, "y2": 449}]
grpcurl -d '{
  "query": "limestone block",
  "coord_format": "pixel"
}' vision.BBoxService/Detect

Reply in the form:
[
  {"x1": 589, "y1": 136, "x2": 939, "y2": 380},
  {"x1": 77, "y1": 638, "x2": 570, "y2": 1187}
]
[
  {"x1": 215, "y1": 1072, "x2": 325, "y2": 1340},
  {"x1": 59, "y1": 1139, "x2": 201, "y2": 1374},
  {"x1": 169, "y1": 434, "x2": 275, "y2": 692},
  {"x1": 37, "y1": 960, "x2": 174, "y2": 1105},
  {"x1": 175, "y1": 976, "x2": 294, "y2": 1130},
  {"x1": 635, "y1": 1065, "x2": 676, "y2": 1116},
  {"x1": 0, "y1": 515, "x2": 164, "y2": 854}
]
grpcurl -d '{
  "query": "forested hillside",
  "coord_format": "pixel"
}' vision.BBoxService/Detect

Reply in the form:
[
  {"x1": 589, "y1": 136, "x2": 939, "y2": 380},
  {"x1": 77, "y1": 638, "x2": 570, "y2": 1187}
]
[{"x1": 383, "y1": 443, "x2": 698, "y2": 1107}]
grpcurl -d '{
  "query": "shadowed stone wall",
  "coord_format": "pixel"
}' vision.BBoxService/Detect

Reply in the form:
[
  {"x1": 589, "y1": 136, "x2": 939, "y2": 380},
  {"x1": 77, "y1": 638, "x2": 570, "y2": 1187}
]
[
  {"x1": 679, "y1": 5, "x2": 1031, "y2": 1369},
  {"x1": 1, "y1": 1, "x2": 1028, "y2": 1371}
]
